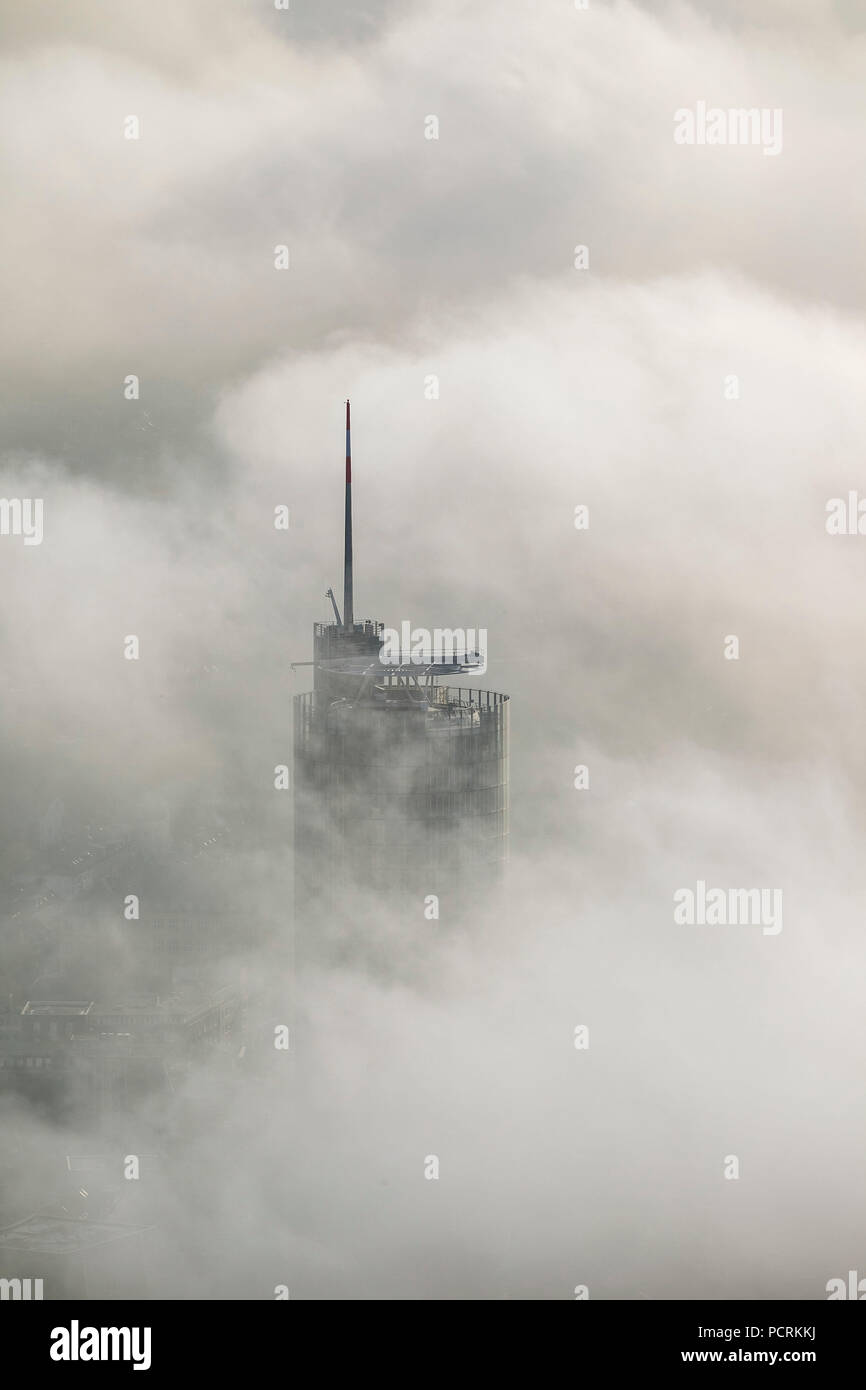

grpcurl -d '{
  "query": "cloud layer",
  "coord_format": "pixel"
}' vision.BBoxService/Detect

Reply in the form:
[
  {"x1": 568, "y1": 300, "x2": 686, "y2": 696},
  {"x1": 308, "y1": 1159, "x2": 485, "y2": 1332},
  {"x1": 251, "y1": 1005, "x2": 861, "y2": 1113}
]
[{"x1": 1, "y1": 0, "x2": 864, "y2": 1299}]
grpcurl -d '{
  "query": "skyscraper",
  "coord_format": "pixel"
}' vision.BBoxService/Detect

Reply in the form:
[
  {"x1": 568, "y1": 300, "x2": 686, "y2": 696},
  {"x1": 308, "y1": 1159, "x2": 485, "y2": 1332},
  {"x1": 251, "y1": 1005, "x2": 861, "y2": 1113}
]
[{"x1": 293, "y1": 405, "x2": 509, "y2": 964}]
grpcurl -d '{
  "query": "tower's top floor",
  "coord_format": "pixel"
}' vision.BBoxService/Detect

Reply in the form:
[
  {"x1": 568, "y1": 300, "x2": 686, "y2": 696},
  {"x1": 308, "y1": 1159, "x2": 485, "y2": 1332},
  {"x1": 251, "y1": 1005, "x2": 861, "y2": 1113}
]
[
  {"x1": 304, "y1": 404, "x2": 503, "y2": 709},
  {"x1": 313, "y1": 619, "x2": 383, "y2": 663}
]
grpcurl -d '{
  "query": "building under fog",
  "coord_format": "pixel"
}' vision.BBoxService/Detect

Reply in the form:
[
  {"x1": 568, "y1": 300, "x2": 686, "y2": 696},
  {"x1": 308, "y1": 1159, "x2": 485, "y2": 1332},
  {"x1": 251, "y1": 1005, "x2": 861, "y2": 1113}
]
[
  {"x1": 0, "y1": 1212, "x2": 152, "y2": 1299},
  {"x1": 293, "y1": 404, "x2": 509, "y2": 957},
  {"x1": 0, "y1": 990, "x2": 239, "y2": 1119}
]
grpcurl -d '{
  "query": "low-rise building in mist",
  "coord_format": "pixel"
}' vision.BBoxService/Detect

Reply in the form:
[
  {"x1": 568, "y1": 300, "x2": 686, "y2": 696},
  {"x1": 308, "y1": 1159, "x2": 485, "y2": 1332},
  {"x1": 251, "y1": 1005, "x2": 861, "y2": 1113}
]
[
  {"x1": 0, "y1": 1212, "x2": 152, "y2": 1299},
  {"x1": 0, "y1": 989, "x2": 240, "y2": 1119}
]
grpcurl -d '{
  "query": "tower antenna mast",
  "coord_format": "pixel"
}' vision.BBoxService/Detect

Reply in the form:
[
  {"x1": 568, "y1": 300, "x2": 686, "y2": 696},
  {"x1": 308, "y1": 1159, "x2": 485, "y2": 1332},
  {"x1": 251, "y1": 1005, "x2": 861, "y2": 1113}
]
[{"x1": 343, "y1": 400, "x2": 353, "y2": 631}]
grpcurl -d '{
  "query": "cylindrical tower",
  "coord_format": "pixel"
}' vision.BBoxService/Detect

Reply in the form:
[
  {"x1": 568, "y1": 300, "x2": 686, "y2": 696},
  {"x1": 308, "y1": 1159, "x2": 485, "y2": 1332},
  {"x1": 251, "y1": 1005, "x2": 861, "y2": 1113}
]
[
  {"x1": 291, "y1": 405, "x2": 510, "y2": 962},
  {"x1": 294, "y1": 677, "x2": 509, "y2": 920}
]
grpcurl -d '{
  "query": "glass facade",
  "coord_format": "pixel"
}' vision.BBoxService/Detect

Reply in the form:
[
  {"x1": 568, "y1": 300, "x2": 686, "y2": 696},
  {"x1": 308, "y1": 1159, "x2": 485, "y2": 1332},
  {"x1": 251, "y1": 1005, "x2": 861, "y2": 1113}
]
[{"x1": 293, "y1": 684, "x2": 509, "y2": 932}]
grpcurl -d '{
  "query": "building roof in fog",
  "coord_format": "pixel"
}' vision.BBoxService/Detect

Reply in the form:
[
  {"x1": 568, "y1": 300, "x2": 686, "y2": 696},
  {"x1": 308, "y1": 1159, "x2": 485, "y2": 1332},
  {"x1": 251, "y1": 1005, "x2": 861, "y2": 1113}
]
[
  {"x1": 0, "y1": 1213, "x2": 150, "y2": 1255},
  {"x1": 21, "y1": 1001, "x2": 94, "y2": 1016}
]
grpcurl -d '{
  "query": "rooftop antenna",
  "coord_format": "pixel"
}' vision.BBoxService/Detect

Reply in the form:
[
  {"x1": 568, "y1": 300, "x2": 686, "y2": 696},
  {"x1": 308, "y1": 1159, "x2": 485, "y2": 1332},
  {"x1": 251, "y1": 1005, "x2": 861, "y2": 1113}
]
[
  {"x1": 343, "y1": 400, "x2": 353, "y2": 631},
  {"x1": 325, "y1": 587, "x2": 342, "y2": 627}
]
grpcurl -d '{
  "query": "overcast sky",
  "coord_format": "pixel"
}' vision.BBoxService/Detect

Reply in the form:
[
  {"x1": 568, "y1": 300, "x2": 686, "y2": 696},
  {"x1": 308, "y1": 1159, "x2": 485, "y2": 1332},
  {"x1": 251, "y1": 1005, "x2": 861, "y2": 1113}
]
[{"x1": 1, "y1": 0, "x2": 865, "y2": 1299}]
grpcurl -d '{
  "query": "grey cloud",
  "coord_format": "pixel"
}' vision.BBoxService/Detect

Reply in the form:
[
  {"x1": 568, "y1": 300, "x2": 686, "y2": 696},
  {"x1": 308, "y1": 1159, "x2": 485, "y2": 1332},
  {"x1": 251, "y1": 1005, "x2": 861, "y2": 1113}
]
[{"x1": 0, "y1": 0, "x2": 863, "y2": 1301}]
